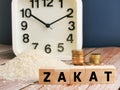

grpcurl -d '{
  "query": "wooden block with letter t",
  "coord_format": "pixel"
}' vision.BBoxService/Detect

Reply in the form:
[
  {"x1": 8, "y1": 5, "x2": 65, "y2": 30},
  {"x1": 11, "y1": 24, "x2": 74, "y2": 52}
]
[
  {"x1": 39, "y1": 69, "x2": 55, "y2": 84},
  {"x1": 69, "y1": 66, "x2": 86, "y2": 84},
  {"x1": 101, "y1": 65, "x2": 116, "y2": 84},
  {"x1": 39, "y1": 65, "x2": 116, "y2": 84}
]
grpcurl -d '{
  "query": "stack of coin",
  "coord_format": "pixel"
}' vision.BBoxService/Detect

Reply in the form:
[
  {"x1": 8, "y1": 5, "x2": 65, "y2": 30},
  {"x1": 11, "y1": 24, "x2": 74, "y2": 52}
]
[
  {"x1": 90, "y1": 53, "x2": 101, "y2": 65},
  {"x1": 72, "y1": 50, "x2": 85, "y2": 65},
  {"x1": 85, "y1": 62, "x2": 94, "y2": 66}
]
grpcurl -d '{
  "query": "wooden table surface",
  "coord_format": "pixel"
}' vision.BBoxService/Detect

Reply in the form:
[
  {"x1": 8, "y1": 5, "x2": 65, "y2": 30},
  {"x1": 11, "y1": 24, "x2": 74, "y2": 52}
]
[{"x1": 0, "y1": 44, "x2": 120, "y2": 90}]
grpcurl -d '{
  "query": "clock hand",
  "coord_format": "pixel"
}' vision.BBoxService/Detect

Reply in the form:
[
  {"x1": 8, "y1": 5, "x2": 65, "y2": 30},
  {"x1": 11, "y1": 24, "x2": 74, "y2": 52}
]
[
  {"x1": 49, "y1": 14, "x2": 69, "y2": 26},
  {"x1": 31, "y1": 14, "x2": 50, "y2": 28}
]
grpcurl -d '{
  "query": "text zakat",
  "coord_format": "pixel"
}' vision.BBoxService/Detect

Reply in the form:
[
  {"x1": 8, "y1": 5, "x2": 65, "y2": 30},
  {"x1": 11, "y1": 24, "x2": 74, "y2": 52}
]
[{"x1": 39, "y1": 66, "x2": 116, "y2": 84}]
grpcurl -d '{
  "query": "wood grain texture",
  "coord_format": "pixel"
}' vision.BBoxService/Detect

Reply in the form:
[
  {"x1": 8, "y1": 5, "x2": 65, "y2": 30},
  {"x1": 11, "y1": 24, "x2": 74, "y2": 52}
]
[
  {"x1": 0, "y1": 45, "x2": 120, "y2": 90},
  {"x1": 0, "y1": 45, "x2": 15, "y2": 65}
]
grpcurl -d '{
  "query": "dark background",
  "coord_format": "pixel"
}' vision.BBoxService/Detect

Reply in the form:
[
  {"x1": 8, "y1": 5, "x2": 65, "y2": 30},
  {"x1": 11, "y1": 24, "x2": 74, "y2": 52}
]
[
  {"x1": 0, "y1": 0, "x2": 120, "y2": 48},
  {"x1": 0, "y1": 0, "x2": 11, "y2": 44}
]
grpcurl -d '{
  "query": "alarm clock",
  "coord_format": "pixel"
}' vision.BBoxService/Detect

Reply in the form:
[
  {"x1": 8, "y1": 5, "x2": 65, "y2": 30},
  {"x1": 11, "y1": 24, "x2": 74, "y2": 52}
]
[{"x1": 12, "y1": 0, "x2": 83, "y2": 60}]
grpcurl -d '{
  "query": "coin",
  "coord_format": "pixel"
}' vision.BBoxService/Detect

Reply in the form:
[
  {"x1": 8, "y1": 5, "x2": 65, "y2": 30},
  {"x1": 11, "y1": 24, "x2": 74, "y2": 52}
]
[
  {"x1": 89, "y1": 53, "x2": 101, "y2": 65},
  {"x1": 90, "y1": 53, "x2": 101, "y2": 58},
  {"x1": 72, "y1": 59, "x2": 78, "y2": 65},
  {"x1": 72, "y1": 49, "x2": 85, "y2": 65},
  {"x1": 94, "y1": 58, "x2": 101, "y2": 65},
  {"x1": 72, "y1": 56, "x2": 85, "y2": 65},
  {"x1": 73, "y1": 56, "x2": 84, "y2": 59},
  {"x1": 85, "y1": 62, "x2": 94, "y2": 66},
  {"x1": 72, "y1": 50, "x2": 85, "y2": 57}
]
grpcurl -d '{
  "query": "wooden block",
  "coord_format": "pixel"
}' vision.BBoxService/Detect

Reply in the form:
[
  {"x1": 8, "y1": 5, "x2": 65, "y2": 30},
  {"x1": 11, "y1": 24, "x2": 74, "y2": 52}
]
[
  {"x1": 39, "y1": 69, "x2": 55, "y2": 84},
  {"x1": 54, "y1": 69, "x2": 70, "y2": 84},
  {"x1": 39, "y1": 65, "x2": 116, "y2": 84},
  {"x1": 70, "y1": 66, "x2": 86, "y2": 84},
  {"x1": 85, "y1": 66, "x2": 102, "y2": 84},
  {"x1": 101, "y1": 65, "x2": 116, "y2": 84}
]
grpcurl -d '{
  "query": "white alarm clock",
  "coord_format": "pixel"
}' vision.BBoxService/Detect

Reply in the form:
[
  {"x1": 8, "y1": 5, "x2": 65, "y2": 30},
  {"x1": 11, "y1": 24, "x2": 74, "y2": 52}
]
[{"x1": 12, "y1": 0, "x2": 83, "y2": 60}]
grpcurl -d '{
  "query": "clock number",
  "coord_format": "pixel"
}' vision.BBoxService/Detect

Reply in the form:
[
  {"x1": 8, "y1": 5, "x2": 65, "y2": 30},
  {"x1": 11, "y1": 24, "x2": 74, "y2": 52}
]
[
  {"x1": 30, "y1": 0, "x2": 34, "y2": 8},
  {"x1": 66, "y1": 34, "x2": 73, "y2": 43},
  {"x1": 20, "y1": 9, "x2": 31, "y2": 18},
  {"x1": 45, "y1": 44, "x2": 52, "y2": 54},
  {"x1": 21, "y1": 21, "x2": 28, "y2": 30},
  {"x1": 23, "y1": 34, "x2": 30, "y2": 43},
  {"x1": 32, "y1": 43, "x2": 39, "y2": 49},
  {"x1": 59, "y1": 0, "x2": 63, "y2": 8},
  {"x1": 42, "y1": 0, "x2": 53, "y2": 7},
  {"x1": 30, "y1": 0, "x2": 39, "y2": 8},
  {"x1": 58, "y1": 43, "x2": 64, "y2": 52},
  {"x1": 68, "y1": 21, "x2": 75, "y2": 31},
  {"x1": 67, "y1": 8, "x2": 74, "y2": 18}
]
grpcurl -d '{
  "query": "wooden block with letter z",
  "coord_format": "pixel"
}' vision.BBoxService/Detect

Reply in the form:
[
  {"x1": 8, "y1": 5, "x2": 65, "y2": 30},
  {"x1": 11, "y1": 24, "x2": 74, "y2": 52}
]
[
  {"x1": 39, "y1": 68, "x2": 70, "y2": 84},
  {"x1": 39, "y1": 69, "x2": 55, "y2": 84},
  {"x1": 39, "y1": 65, "x2": 116, "y2": 84}
]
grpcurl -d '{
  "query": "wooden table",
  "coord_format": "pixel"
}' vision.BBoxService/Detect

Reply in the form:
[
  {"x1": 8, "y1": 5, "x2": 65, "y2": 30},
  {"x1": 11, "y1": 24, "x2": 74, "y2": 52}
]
[{"x1": 0, "y1": 44, "x2": 120, "y2": 90}]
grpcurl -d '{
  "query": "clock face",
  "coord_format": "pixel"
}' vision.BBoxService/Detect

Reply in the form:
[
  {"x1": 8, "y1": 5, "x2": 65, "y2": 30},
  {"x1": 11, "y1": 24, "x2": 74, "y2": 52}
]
[{"x1": 12, "y1": 0, "x2": 82, "y2": 60}]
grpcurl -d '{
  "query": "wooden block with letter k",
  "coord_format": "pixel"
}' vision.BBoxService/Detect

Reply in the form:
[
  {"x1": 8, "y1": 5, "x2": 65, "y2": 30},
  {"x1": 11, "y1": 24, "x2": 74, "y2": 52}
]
[{"x1": 39, "y1": 65, "x2": 116, "y2": 84}]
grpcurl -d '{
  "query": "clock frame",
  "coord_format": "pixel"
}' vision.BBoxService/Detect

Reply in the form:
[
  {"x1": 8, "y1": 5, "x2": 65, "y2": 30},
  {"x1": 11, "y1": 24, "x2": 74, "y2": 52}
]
[{"x1": 12, "y1": 0, "x2": 83, "y2": 60}]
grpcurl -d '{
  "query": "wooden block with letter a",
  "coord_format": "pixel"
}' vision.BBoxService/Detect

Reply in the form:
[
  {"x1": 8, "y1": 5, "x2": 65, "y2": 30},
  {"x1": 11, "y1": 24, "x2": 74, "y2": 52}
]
[
  {"x1": 39, "y1": 68, "x2": 70, "y2": 84},
  {"x1": 70, "y1": 66, "x2": 86, "y2": 84},
  {"x1": 39, "y1": 65, "x2": 116, "y2": 84},
  {"x1": 101, "y1": 65, "x2": 116, "y2": 84},
  {"x1": 85, "y1": 66, "x2": 102, "y2": 84},
  {"x1": 54, "y1": 69, "x2": 69, "y2": 84}
]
